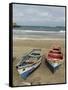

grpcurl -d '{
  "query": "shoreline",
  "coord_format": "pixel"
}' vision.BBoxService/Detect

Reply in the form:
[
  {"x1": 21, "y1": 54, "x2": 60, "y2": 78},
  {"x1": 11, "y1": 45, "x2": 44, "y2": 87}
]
[{"x1": 13, "y1": 37, "x2": 65, "y2": 41}]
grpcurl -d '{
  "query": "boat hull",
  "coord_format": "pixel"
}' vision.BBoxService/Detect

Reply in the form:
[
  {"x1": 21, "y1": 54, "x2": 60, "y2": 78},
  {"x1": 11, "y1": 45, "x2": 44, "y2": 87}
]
[
  {"x1": 17, "y1": 61, "x2": 41, "y2": 79},
  {"x1": 47, "y1": 60, "x2": 63, "y2": 68},
  {"x1": 45, "y1": 60, "x2": 63, "y2": 73}
]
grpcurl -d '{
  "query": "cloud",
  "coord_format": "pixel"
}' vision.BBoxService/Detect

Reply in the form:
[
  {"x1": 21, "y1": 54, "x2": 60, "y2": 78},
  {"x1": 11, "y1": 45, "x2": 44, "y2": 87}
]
[{"x1": 13, "y1": 4, "x2": 65, "y2": 26}]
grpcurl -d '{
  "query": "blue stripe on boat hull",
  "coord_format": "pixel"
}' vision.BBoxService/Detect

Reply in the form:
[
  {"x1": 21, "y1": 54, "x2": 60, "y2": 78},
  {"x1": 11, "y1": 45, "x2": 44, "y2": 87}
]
[
  {"x1": 21, "y1": 68, "x2": 35, "y2": 79},
  {"x1": 20, "y1": 63, "x2": 41, "y2": 79}
]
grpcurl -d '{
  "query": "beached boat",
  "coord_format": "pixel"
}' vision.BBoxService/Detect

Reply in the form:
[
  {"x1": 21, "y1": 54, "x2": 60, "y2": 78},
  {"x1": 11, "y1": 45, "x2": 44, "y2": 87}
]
[
  {"x1": 16, "y1": 49, "x2": 42, "y2": 79},
  {"x1": 46, "y1": 46, "x2": 63, "y2": 73}
]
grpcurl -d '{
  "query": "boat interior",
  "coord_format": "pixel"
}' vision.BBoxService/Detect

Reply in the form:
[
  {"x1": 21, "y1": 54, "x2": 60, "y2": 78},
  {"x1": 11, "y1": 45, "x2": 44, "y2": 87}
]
[{"x1": 16, "y1": 49, "x2": 41, "y2": 68}]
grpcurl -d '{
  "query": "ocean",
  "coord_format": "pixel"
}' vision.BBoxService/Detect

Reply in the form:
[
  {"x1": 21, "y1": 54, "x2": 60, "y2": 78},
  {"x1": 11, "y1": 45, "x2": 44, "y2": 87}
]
[{"x1": 13, "y1": 26, "x2": 65, "y2": 40}]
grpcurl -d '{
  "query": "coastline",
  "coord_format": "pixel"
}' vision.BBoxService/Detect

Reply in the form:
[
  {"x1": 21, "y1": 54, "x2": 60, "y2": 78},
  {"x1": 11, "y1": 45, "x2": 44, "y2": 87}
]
[{"x1": 13, "y1": 37, "x2": 65, "y2": 40}]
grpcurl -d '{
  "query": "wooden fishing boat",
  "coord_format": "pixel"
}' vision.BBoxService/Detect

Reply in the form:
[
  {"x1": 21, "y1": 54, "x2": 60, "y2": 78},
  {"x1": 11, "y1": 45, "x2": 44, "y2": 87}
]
[
  {"x1": 46, "y1": 46, "x2": 63, "y2": 73},
  {"x1": 16, "y1": 49, "x2": 42, "y2": 79}
]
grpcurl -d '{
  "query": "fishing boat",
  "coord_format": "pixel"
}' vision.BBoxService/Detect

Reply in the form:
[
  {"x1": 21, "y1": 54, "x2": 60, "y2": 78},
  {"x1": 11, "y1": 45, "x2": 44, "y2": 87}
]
[
  {"x1": 46, "y1": 46, "x2": 63, "y2": 73},
  {"x1": 16, "y1": 49, "x2": 42, "y2": 79}
]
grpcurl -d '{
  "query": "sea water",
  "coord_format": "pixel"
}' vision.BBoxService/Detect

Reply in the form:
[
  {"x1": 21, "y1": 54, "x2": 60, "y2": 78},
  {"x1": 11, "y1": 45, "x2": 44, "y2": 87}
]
[{"x1": 13, "y1": 26, "x2": 65, "y2": 40}]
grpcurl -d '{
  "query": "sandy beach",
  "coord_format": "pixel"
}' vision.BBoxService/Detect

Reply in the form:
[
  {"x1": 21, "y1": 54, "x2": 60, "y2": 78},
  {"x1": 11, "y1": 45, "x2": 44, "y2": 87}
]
[{"x1": 13, "y1": 39, "x2": 65, "y2": 86}]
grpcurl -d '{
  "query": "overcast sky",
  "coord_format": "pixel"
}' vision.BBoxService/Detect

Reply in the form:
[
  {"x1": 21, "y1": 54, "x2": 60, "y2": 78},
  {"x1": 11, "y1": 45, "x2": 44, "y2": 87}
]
[{"x1": 13, "y1": 4, "x2": 65, "y2": 26}]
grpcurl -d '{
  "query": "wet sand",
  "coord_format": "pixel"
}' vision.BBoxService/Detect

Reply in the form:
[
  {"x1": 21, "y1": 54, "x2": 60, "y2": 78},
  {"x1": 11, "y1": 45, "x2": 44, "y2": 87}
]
[{"x1": 13, "y1": 39, "x2": 65, "y2": 86}]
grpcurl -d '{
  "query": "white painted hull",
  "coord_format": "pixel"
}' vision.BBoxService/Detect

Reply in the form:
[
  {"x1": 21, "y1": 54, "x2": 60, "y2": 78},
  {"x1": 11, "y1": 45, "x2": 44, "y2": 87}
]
[
  {"x1": 17, "y1": 60, "x2": 41, "y2": 79},
  {"x1": 47, "y1": 59, "x2": 63, "y2": 68}
]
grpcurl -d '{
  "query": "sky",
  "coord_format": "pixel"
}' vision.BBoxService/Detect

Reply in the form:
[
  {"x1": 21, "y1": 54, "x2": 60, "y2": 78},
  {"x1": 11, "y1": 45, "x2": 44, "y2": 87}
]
[{"x1": 13, "y1": 4, "x2": 65, "y2": 26}]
